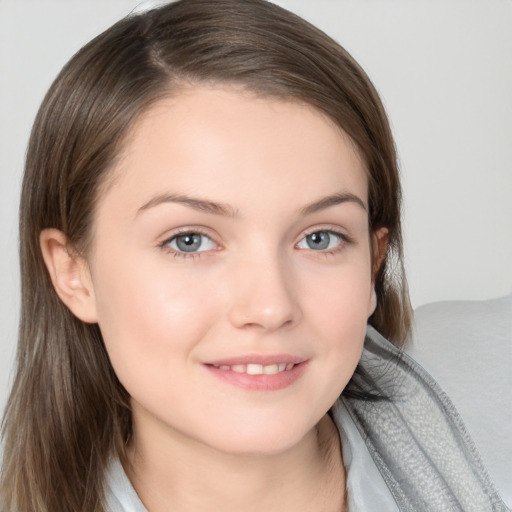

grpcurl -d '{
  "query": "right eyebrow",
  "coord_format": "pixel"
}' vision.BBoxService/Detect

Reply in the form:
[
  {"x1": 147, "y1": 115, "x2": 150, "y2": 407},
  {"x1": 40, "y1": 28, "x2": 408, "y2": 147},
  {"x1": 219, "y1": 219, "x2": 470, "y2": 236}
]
[
  {"x1": 136, "y1": 193, "x2": 238, "y2": 218},
  {"x1": 299, "y1": 192, "x2": 367, "y2": 216}
]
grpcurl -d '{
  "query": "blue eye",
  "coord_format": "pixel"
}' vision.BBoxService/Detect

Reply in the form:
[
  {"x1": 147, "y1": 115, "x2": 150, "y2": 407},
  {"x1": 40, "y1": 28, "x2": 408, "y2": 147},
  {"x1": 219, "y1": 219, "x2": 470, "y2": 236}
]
[
  {"x1": 167, "y1": 232, "x2": 216, "y2": 253},
  {"x1": 297, "y1": 230, "x2": 343, "y2": 251}
]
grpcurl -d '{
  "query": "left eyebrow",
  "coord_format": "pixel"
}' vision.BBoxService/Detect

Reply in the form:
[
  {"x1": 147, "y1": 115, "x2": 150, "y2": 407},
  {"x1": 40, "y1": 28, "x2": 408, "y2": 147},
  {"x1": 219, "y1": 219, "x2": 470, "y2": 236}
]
[{"x1": 300, "y1": 192, "x2": 367, "y2": 216}]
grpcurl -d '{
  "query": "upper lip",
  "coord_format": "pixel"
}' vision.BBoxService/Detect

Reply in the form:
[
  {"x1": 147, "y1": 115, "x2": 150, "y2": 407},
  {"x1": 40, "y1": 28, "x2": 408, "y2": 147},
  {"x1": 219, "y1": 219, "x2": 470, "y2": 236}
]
[{"x1": 204, "y1": 354, "x2": 308, "y2": 366}]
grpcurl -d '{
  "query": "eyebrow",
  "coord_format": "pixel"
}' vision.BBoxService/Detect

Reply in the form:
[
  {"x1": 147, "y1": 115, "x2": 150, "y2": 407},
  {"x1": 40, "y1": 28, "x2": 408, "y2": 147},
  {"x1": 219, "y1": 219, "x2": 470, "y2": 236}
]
[
  {"x1": 299, "y1": 192, "x2": 367, "y2": 215},
  {"x1": 137, "y1": 193, "x2": 238, "y2": 217},
  {"x1": 137, "y1": 191, "x2": 366, "y2": 218}
]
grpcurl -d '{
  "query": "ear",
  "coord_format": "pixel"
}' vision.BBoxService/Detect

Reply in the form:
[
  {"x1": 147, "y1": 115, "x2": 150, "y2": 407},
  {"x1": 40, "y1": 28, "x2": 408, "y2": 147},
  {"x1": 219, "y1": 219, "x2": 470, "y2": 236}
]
[
  {"x1": 40, "y1": 229, "x2": 98, "y2": 323},
  {"x1": 371, "y1": 227, "x2": 389, "y2": 283},
  {"x1": 368, "y1": 227, "x2": 389, "y2": 317}
]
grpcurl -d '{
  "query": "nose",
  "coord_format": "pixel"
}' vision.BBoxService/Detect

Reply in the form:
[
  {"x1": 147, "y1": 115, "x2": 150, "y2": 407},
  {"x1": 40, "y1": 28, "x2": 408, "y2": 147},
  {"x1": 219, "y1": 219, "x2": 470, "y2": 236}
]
[{"x1": 226, "y1": 256, "x2": 301, "y2": 332}]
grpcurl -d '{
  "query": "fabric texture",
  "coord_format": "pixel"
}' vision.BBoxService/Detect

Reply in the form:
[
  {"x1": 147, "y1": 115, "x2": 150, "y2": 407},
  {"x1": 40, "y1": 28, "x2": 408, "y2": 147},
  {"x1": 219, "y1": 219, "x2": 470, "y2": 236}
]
[
  {"x1": 104, "y1": 326, "x2": 510, "y2": 512},
  {"x1": 340, "y1": 326, "x2": 510, "y2": 512},
  {"x1": 406, "y1": 294, "x2": 512, "y2": 506}
]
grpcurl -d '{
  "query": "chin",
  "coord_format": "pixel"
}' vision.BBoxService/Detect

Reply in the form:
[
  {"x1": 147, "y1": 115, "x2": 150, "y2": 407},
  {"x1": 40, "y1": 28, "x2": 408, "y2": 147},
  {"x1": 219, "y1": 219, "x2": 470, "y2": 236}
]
[{"x1": 200, "y1": 419, "x2": 317, "y2": 458}]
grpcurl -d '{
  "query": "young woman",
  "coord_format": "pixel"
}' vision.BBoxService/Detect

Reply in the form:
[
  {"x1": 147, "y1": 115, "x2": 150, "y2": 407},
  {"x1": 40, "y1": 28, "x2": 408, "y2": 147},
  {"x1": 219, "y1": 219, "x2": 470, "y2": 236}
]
[{"x1": 1, "y1": 1, "x2": 508, "y2": 511}]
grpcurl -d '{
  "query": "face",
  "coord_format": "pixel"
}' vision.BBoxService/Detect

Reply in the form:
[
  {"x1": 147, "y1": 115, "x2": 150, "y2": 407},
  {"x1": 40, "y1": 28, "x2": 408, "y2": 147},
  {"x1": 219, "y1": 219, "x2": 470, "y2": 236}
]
[{"x1": 85, "y1": 86, "x2": 381, "y2": 456}]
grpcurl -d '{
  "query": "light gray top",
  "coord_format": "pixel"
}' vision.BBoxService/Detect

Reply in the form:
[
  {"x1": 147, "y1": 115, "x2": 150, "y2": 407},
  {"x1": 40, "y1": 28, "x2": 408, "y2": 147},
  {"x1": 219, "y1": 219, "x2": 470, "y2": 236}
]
[{"x1": 105, "y1": 458, "x2": 147, "y2": 512}]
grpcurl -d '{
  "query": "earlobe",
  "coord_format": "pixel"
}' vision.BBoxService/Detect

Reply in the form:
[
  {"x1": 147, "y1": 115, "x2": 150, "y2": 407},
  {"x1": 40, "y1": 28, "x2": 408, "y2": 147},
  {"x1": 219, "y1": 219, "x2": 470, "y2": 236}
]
[
  {"x1": 368, "y1": 288, "x2": 377, "y2": 316},
  {"x1": 39, "y1": 229, "x2": 98, "y2": 323}
]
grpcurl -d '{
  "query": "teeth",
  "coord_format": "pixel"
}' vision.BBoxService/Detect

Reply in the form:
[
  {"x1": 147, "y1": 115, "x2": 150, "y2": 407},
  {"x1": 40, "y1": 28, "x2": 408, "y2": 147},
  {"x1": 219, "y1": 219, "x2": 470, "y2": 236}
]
[
  {"x1": 263, "y1": 364, "x2": 278, "y2": 375},
  {"x1": 213, "y1": 362, "x2": 296, "y2": 374},
  {"x1": 247, "y1": 364, "x2": 263, "y2": 375}
]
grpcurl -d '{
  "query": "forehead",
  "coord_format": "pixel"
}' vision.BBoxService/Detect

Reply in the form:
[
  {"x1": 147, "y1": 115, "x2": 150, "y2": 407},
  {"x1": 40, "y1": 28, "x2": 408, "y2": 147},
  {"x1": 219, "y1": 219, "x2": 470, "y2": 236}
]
[{"x1": 104, "y1": 85, "x2": 368, "y2": 214}]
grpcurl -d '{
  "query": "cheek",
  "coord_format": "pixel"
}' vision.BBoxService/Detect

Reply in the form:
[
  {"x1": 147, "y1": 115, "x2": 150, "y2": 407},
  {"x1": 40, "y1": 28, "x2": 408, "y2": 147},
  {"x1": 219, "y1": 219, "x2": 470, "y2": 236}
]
[
  {"x1": 91, "y1": 255, "x2": 222, "y2": 385},
  {"x1": 299, "y1": 259, "x2": 371, "y2": 375},
  {"x1": 314, "y1": 289, "x2": 368, "y2": 366},
  {"x1": 300, "y1": 256, "x2": 373, "y2": 328}
]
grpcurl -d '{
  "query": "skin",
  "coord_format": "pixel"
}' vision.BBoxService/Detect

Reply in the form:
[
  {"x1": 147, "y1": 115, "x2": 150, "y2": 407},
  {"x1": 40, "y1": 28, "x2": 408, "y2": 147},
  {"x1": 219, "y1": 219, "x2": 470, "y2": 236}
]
[{"x1": 41, "y1": 86, "x2": 387, "y2": 511}]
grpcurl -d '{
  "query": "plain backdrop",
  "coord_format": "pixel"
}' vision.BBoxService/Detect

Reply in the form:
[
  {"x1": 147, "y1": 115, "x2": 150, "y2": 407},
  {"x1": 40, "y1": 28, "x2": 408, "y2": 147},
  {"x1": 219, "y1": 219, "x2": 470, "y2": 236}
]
[{"x1": 1, "y1": 0, "x2": 511, "y2": 413}]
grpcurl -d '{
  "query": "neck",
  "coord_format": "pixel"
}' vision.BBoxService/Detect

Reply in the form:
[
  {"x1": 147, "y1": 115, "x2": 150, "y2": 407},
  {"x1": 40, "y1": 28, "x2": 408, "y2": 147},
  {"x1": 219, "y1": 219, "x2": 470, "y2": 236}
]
[{"x1": 125, "y1": 414, "x2": 345, "y2": 512}]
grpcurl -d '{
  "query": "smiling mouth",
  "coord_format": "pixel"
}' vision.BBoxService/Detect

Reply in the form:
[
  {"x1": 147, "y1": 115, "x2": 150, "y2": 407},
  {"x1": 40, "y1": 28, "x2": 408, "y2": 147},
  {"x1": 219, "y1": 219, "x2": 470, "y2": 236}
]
[
  {"x1": 204, "y1": 359, "x2": 308, "y2": 391},
  {"x1": 209, "y1": 362, "x2": 296, "y2": 375}
]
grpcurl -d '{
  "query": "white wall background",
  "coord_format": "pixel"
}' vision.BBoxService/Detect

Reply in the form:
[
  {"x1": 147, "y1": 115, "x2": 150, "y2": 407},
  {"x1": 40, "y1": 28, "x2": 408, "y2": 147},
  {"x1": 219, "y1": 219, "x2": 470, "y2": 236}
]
[{"x1": 1, "y1": 0, "x2": 511, "y2": 412}]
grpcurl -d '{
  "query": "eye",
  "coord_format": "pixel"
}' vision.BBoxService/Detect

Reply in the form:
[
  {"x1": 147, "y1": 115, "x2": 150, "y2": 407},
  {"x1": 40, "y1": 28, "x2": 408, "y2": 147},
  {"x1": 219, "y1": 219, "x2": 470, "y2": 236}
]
[
  {"x1": 166, "y1": 232, "x2": 217, "y2": 253},
  {"x1": 296, "y1": 230, "x2": 344, "y2": 251}
]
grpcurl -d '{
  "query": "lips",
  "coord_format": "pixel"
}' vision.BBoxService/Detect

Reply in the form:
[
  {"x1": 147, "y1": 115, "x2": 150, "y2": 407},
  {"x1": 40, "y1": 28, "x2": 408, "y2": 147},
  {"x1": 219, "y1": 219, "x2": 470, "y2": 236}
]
[
  {"x1": 211, "y1": 362, "x2": 295, "y2": 375},
  {"x1": 206, "y1": 354, "x2": 305, "y2": 366},
  {"x1": 203, "y1": 355, "x2": 308, "y2": 391}
]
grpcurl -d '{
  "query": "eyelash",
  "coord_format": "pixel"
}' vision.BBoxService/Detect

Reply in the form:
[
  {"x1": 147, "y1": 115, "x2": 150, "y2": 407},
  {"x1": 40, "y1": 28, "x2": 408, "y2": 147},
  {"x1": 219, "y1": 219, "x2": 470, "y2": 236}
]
[
  {"x1": 159, "y1": 227, "x2": 352, "y2": 260},
  {"x1": 296, "y1": 228, "x2": 352, "y2": 257},
  {"x1": 159, "y1": 228, "x2": 219, "y2": 260}
]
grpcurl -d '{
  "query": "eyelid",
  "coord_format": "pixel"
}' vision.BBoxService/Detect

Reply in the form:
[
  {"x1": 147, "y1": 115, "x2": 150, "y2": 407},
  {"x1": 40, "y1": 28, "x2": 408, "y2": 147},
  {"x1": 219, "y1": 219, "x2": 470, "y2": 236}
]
[
  {"x1": 295, "y1": 226, "x2": 352, "y2": 253},
  {"x1": 159, "y1": 226, "x2": 219, "y2": 244},
  {"x1": 298, "y1": 225, "x2": 351, "y2": 242},
  {"x1": 159, "y1": 227, "x2": 222, "y2": 258}
]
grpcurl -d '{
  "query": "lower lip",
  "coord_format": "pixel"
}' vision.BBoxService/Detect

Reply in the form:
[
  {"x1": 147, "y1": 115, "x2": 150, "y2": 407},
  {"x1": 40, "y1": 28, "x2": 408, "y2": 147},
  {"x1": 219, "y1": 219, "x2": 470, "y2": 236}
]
[{"x1": 203, "y1": 361, "x2": 309, "y2": 391}]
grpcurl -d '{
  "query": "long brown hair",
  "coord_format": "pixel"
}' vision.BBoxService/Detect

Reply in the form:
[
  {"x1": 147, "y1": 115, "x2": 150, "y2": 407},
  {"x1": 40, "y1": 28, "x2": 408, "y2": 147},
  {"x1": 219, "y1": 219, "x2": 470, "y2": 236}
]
[{"x1": 1, "y1": 1, "x2": 411, "y2": 510}]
